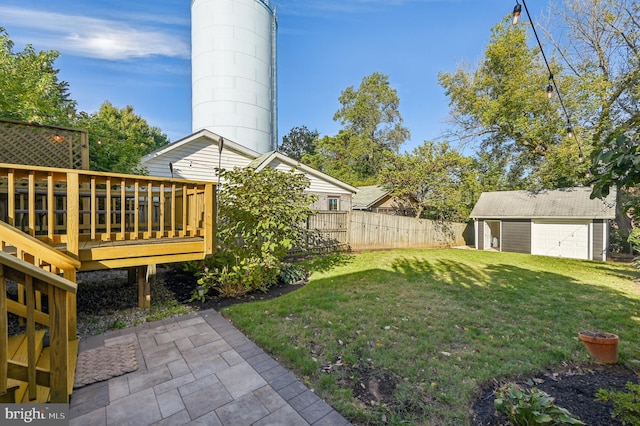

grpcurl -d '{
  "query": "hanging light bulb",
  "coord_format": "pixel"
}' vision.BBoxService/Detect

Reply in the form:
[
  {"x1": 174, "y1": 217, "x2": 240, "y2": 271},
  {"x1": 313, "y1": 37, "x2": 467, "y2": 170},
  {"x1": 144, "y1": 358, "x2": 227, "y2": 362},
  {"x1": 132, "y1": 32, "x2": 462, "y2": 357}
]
[
  {"x1": 567, "y1": 126, "x2": 574, "y2": 138},
  {"x1": 578, "y1": 151, "x2": 584, "y2": 163},
  {"x1": 513, "y1": 2, "x2": 522, "y2": 25},
  {"x1": 546, "y1": 83, "x2": 554, "y2": 99}
]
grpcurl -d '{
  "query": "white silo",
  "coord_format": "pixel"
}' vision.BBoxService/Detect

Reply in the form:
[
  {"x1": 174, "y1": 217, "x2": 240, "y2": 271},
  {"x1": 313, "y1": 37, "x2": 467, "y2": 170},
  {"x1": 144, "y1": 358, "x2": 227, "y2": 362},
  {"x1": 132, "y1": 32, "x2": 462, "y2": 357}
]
[{"x1": 191, "y1": 0, "x2": 277, "y2": 154}]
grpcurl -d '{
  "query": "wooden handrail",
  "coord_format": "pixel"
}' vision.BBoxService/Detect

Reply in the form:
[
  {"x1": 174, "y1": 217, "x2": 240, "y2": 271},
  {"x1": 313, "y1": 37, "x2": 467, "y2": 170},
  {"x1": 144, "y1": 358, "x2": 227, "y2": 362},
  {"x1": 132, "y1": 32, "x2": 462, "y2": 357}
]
[
  {"x1": 0, "y1": 252, "x2": 77, "y2": 294},
  {"x1": 0, "y1": 221, "x2": 80, "y2": 273}
]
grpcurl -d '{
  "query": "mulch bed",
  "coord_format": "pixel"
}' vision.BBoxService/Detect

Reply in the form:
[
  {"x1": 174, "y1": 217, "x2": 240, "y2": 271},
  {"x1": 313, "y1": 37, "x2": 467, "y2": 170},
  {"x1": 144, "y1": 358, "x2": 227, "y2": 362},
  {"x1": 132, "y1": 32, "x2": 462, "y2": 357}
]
[{"x1": 471, "y1": 363, "x2": 640, "y2": 425}]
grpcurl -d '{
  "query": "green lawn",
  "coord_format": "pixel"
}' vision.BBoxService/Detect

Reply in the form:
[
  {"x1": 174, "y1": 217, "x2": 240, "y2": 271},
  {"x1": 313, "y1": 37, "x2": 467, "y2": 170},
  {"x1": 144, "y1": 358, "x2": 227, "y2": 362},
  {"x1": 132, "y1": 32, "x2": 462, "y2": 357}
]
[{"x1": 222, "y1": 249, "x2": 640, "y2": 425}]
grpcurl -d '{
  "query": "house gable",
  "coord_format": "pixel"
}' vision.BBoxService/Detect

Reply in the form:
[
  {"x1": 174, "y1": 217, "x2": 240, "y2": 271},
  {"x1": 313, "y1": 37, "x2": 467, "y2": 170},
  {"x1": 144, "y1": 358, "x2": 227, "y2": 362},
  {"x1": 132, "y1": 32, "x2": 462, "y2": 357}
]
[{"x1": 140, "y1": 131, "x2": 357, "y2": 211}]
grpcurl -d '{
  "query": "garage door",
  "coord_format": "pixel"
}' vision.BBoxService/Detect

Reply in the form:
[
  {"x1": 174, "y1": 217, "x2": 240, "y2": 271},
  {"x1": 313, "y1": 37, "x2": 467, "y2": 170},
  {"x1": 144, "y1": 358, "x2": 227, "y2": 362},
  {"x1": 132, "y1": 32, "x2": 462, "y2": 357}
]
[{"x1": 531, "y1": 220, "x2": 590, "y2": 260}]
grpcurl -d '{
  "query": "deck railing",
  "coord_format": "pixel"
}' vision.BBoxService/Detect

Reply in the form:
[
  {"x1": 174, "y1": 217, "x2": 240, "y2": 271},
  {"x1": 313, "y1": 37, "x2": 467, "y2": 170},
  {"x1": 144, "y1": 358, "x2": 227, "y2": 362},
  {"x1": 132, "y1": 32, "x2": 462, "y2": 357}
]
[
  {"x1": 0, "y1": 163, "x2": 216, "y2": 259},
  {"x1": 0, "y1": 250, "x2": 77, "y2": 403}
]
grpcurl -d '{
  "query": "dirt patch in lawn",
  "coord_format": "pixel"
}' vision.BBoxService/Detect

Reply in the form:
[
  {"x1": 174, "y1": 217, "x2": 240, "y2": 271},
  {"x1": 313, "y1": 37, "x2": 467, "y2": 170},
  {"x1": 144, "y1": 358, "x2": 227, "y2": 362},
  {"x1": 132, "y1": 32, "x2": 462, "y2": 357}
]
[{"x1": 471, "y1": 363, "x2": 640, "y2": 425}]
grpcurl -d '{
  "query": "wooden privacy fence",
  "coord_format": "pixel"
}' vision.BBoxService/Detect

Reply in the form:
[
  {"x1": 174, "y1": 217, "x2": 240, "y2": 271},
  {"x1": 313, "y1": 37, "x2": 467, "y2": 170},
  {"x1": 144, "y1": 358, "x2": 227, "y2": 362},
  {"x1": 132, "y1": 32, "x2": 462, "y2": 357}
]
[{"x1": 304, "y1": 211, "x2": 468, "y2": 251}]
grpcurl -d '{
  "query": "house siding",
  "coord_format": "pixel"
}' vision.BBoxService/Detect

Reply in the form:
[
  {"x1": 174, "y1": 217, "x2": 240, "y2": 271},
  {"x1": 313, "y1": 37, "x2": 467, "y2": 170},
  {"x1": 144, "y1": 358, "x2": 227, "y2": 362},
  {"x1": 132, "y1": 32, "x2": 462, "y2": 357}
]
[
  {"x1": 502, "y1": 219, "x2": 531, "y2": 254},
  {"x1": 144, "y1": 139, "x2": 253, "y2": 181},
  {"x1": 311, "y1": 193, "x2": 352, "y2": 212},
  {"x1": 269, "y1": 161, "x2": 353, "y2": 195}
]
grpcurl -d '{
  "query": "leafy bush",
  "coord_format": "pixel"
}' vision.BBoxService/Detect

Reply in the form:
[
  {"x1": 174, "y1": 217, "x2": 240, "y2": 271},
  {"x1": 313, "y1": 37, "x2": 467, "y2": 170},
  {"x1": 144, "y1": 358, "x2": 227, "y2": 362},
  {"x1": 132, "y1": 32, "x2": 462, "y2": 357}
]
[
  {"x1": 194, "y1": 167, "x2": 317, "y2": 299},
  {"x1": 278, "y1": 263, "x2": 308, "y2": 285},
  {"x1": 494, "y1": 383, "x2": 584, "y2": 425},
  {"x1": 596, "y1": 382, "x2": 640, "y2": 426}
]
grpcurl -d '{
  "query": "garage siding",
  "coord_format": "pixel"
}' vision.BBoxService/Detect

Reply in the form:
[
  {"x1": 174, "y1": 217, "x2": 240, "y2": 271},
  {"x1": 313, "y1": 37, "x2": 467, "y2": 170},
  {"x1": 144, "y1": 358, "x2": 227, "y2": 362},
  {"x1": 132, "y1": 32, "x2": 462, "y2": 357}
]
[
  {"x1": 477, "y1": 220, "x2": 485, "y2": 250},
  {"x1": 593, "y1": 219, "x2": 604, "y2": 261},
  {"x1": 502, "y1": 219, "x2": 531, "y2": 254}
]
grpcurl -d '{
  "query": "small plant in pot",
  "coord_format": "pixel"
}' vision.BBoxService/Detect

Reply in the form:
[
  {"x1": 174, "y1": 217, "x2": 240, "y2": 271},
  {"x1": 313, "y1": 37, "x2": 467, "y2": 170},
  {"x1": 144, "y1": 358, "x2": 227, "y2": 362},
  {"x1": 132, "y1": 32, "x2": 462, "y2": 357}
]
[{"x1": 578, "y1": 330, "x2": 619, "y2": 364}]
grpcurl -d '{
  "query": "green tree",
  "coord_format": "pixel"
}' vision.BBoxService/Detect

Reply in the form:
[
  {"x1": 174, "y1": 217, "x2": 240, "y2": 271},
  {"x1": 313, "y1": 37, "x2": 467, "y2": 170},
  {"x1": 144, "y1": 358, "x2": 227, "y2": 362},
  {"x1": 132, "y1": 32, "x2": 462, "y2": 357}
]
[
  {"x1": 279, "y1": 125, "x2": 318, "y2": 161},
  {"x1": 438, "y1": 18, "x2": 588, "y2": 189},
  {"x1": 543, "y1": 0, "x2": 639, "y2": 234},
  {"x1": 0, "y1": 27, "x2": 76, "y2": 125},
  {"x1": 305, "y1": 72, "x2": 410, "y2": 185},
  {"x1": 379, "y1": 141, "x2": 477, "y2": 221},
  {"x1": 77, "y1": 101, "x2": 170, "y2": 174},
  {"x1": 197, "y1": 166, "x2": 317, "y2": 297}
]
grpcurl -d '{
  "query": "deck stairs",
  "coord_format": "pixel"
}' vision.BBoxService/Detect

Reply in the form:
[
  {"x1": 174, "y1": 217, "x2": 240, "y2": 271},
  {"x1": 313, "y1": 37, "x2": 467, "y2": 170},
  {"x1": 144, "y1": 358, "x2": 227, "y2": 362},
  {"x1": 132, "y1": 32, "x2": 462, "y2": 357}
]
[{"x1": 1, "y1": 163, "x2": 216, "y2": 403}]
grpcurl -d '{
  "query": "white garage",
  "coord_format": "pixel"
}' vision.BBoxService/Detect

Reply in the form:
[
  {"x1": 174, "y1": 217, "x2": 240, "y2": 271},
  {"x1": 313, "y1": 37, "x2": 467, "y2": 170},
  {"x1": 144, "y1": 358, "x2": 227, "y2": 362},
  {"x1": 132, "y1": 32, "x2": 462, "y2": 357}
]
[
  {"x1": 531, "y1": 220, "x2": 590, "y2": 260},
  {"x1": 470, "y1": 187, "x2": 617, "y2": 262}
]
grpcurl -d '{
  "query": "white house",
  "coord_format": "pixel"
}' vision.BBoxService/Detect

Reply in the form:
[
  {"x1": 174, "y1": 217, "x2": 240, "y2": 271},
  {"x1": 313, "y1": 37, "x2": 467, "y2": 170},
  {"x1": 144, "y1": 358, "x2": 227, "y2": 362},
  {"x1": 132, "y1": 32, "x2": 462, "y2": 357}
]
[{"x1": 140, "y1": 129, "x2": 357, "y2": 211}]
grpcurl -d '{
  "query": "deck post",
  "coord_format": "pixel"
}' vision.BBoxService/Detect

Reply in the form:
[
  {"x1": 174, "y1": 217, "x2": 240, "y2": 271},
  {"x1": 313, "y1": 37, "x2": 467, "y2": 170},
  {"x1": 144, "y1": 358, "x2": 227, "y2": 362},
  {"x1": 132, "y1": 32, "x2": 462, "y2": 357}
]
[
  {"x1": 66, "y1": 172, "x2": 79, "y2": 258},
  {"x1": 49, "y1": 286, "x2": 70, "y2": 403},
  {"x1": 137, "y1": 265, "x2": 154, "y2": 309},
  {"x1": 204, "y1": 183, "x2": 215, "y2": 256}
]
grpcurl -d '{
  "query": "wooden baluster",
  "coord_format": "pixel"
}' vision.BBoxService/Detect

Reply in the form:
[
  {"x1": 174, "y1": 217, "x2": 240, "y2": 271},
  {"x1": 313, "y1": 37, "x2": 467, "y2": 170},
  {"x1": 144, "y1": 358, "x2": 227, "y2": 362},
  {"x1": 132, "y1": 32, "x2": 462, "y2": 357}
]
[
  {"x1": 146, "y1": 183, "x2": 152, "y2": 239},
  {"x1": 28, "y1": 172, "x2": 35, "y2": 236},
  {"x1": 170, "y1": 183, "x2": 176, "y2": 238},
  {"x1": 133, "y1": 181, "x2": 139, "y2": 239},
  {"x1": 7, "y1": 169, "x2": 15, "y2": 227},
  {"x1": 0, "y1": 264, "x2": 7, "y2": 396},
  {"x1": 105, "y1": 178, "x2": 112, "y2": 241},
  {"x1": 26, "y1": 275, "x2": 36, "y2": 401},
  {"x1": 182, "y1": 185, "x2": 187, "y2": 236},
  {"x1": 47, "y1": 173, "x2": 54, "y2": 242},
  {"x1": 119, "y1": 179, "x2": 126, "y2": 240},
  {"x1": 159, "y1": 183, "x2": 165, "y2": 238},
  {"x1": 91, "y1": 176, "x2": 96, "y2": 240}
]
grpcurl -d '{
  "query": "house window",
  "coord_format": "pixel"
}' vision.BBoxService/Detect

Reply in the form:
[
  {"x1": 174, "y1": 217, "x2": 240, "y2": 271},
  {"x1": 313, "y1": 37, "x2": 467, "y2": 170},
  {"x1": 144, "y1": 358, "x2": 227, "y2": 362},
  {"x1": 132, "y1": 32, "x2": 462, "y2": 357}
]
[{"x1": 328, "y1": 197, "x2": 340, "y2": 211}]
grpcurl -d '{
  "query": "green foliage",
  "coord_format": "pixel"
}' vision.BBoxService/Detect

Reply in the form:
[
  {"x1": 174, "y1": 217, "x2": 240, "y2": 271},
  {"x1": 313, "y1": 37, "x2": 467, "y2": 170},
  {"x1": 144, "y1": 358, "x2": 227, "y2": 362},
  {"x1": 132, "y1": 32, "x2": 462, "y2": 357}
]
[
  {"x1": 76, "y1": 101, "x2": 170, "y2": 174},
  {"x1": 280, "y1": 125, "x2": 318, "y2": 161},
  {"x1": 438, "y1": 17, "x2": 591, "y2": 189},
  {"x1": 494, "y1": 383, "x2": 585, "y2": 425},
  {"x1": 305, "y1": 72, "x2": 410, "y2": 186},
  {"x1": 596, "y1": 382, "x2": 640, "y2": 426},
  {"x1": 278, "y1": 263, "x2": 308, "y2": 285},
  {"x1": 196, "y1": 167, "x2": 317, "y2": 298},
  {"x1": 591, "y1": 134, "x2": 640, "y2": 220},
  {"x1": 379, "y1": 141, "x2": 477, "y2": 221},
  {"x1": 0, "y1": 27, "x2": 76, "y2": 126}
]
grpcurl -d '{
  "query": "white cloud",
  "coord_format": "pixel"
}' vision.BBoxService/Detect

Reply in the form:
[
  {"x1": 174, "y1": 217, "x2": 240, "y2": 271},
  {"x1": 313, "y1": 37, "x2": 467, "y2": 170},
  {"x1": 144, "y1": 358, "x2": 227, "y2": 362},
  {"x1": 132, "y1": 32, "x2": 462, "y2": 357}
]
[{"x1": 0, "y1": 7, "x2": 189, "y2": 60}]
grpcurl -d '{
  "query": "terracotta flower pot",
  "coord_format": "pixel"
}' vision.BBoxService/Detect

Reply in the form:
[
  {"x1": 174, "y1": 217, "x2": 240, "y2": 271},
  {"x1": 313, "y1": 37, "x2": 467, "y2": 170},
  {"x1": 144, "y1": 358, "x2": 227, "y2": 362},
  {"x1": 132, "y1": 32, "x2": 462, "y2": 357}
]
[{"x1": 578, "y1": 330, "x2": 619, "y2": 364}]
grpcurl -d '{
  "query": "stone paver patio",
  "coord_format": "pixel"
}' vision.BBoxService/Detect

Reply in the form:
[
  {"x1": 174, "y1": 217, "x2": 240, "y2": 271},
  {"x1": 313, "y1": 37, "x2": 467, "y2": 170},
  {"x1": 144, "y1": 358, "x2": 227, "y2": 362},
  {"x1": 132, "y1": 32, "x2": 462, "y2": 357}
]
[{"x1": 69, "y1": 309, "x2": 350, "y2": 425}]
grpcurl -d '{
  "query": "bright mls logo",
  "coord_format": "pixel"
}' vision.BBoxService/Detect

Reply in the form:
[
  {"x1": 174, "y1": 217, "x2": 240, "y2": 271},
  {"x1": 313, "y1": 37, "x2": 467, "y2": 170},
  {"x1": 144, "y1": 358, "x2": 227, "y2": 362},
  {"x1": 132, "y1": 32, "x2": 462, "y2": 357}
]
[{"x1": 2, "y1": 405, "x2": 67, "y2": 424}]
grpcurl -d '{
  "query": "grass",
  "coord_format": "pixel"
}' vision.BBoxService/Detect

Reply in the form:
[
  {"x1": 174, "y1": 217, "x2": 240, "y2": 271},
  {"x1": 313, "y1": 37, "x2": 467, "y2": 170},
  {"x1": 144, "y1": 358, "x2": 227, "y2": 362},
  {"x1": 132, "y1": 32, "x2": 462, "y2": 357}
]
[{"x1": 222, "y1": 249, "x2": 640, "y2": 425}]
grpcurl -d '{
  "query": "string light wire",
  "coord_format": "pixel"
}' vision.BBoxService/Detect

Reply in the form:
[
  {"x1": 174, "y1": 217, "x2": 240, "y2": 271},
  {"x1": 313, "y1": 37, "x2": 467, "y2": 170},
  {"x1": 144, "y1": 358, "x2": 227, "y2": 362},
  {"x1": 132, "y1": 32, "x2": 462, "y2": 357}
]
[{"x1": 513, "y1": 0, "x2": 584, "y2": 162}]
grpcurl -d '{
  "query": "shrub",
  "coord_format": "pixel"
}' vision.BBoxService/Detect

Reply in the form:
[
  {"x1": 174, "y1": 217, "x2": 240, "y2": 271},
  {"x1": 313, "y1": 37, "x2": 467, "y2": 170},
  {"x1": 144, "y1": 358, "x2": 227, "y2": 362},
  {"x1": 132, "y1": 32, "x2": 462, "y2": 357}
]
[
  {"x1": 278, "y1": 263, "x2": 309, "y2": 285},
  {"x1": 194, "y1": 167, "x2": 317, "y2": 299},
  {"x1": 596, "y1": 382, "x2": 640, "y2": 426},
  {"x1": 494, "y1": 383, "x2": 584, "y2": 425}
]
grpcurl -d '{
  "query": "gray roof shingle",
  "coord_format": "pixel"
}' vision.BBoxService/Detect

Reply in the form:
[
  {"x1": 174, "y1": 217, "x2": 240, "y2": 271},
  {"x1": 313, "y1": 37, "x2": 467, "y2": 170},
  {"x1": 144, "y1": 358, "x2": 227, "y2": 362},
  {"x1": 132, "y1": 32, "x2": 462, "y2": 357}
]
[{"x1": 469, "y1": 187, "x2": 616, "y2": 219}]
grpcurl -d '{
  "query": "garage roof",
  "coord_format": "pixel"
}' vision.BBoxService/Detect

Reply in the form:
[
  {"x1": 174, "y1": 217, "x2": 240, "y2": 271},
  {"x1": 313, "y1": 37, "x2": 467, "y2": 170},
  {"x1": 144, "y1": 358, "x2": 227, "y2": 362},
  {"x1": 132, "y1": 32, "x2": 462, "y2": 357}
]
[{"x1": 470, "y1": 187, "x2": 616, "y2": 219}]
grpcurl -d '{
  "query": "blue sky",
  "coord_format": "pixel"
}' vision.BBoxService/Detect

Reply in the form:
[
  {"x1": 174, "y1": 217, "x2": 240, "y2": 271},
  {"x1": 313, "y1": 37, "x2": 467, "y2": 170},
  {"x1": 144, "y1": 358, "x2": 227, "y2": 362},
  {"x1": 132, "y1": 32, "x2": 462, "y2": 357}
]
[{"x1": 1, "y1": 0, "x2": 547, "y2": 153}]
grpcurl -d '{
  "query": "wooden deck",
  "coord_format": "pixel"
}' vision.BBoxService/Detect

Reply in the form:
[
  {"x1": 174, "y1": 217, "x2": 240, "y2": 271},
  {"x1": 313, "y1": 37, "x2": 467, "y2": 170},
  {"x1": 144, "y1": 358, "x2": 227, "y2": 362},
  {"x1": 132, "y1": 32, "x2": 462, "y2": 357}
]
[
  {"x1": 1, "y1": 163, "x2": 217, "y2": 403},
  {"x1": 0, "y1": 162, "x2": 216, "y2": 267}
]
